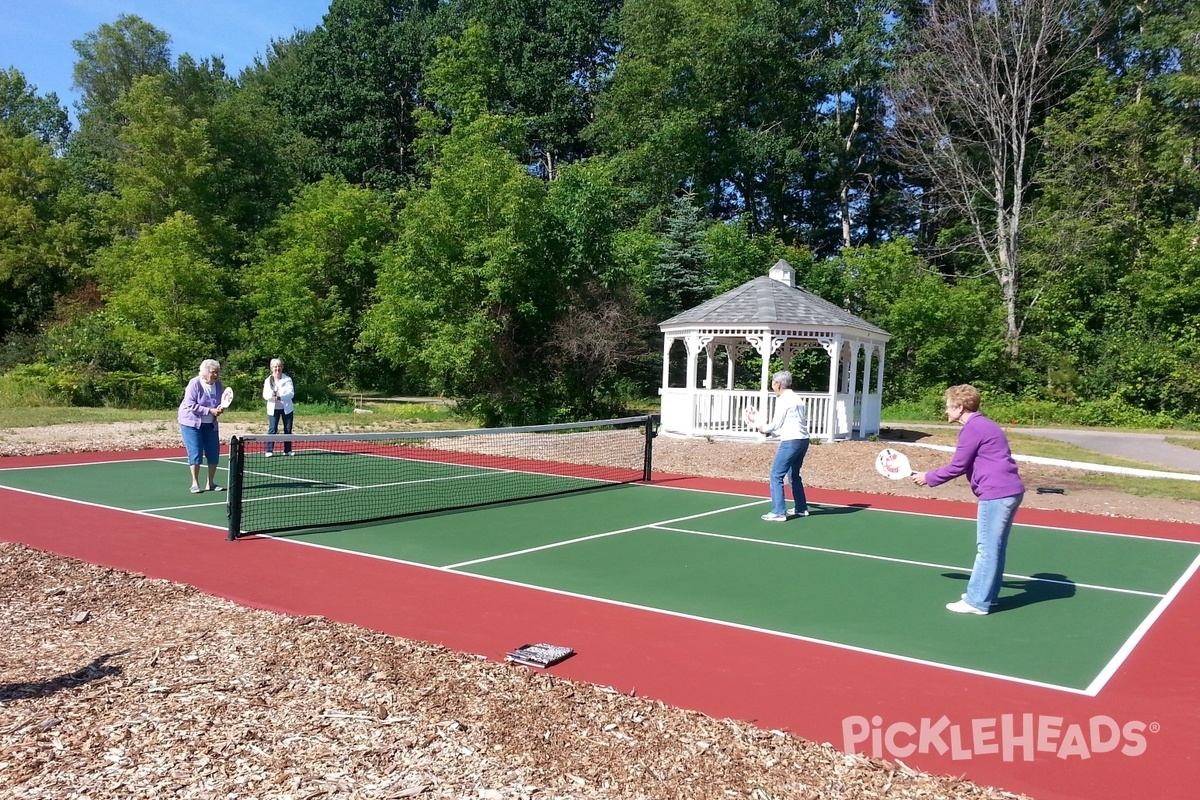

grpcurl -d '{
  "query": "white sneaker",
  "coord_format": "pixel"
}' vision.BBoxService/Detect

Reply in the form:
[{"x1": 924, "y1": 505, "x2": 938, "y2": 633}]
[
  {"x1": 946, "y1": 599, "x2": 988, "y2": 615},
  {"x1": 286, "y1": 451, "x2": 295, "y2": 456},
  {"x1": 760, "y1": 513, "x2": 788, "y2": 522},
  {"x1": 962, "y1": 593, "x2": 998, "y2": 609},
  {"x1": 791, "y1": 508, "x2": 810, "y2": 517},
  {"x1": 264, "y1": 451, "x2": 273, "y2": 458}
]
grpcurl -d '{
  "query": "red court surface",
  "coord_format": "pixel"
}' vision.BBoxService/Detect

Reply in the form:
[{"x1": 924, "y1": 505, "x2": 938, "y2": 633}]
[{"x1": 4, "y1": 447, "x2": 1199, "y2": 800}]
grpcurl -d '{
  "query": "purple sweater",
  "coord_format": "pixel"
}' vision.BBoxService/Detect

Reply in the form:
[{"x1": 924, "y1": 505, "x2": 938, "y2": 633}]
[
  {"x1": 925, "y1": 414, "x2": 1025, "y2": 500},
  {"x1": 177, "y1": 376, "x2": 224, "y2": 430}
]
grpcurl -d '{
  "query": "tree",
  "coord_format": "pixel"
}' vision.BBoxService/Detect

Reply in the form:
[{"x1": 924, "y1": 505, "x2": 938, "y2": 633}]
[
  {"x1": 590, "y1": 0, "x2": 902, "y2": 251},
  {"x1": 648, "y1": 192, "x2": 714, "y2": 318},
  {"x1": 98, "y1": 75, "x2": 222, "y2": 236},
  {"x1": 0, "y1": 68, "x2": 71, "y2": 150},
  {"x1": 362, "y1": 112, "x2": 557, "y2": 421},
  {"x1": 93, "y1": 212, "x2": 231, "y2": 378},
  {"x1": 72, "y1": 14, "x2": 172, "y2": 113},
  {"x1": 262, "y1": 0, "x2": 447, "y2": 189},
  {"x1": 64, "y1": 15, "x2": 174, "y2": 203},
  {"x1": 452, "y1": 0, "x2": 621, "y2": 179},
  {"x1": 887, "y1": 0, "x2": 1104, "y2": 358},
  {"x1": 0, "y1": 133, "x2": 78, "y2": 339},
  {"x1": 241, "y1": 176, "x2": 397, "y2": 387}
]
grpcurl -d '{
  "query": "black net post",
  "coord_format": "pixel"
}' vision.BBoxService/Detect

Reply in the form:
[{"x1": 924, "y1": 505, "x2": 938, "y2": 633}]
[
  {"x1": 227, "y1": 435, "x2": 244, "y2": 541},
  {"x1": 643, "y1": 415, "x2": 655, "y2": 482}
]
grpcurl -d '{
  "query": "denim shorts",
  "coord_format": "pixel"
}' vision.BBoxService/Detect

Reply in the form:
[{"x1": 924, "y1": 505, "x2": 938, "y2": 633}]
[{"x1": 181, "y1": 423, "x2": 221, "y2": 465}]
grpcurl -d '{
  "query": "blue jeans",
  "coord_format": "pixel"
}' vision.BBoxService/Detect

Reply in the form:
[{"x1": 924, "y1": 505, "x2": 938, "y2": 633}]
[
  {"x1": 769, "y1": 438, "x2": 810, "y2": 516},
  {"x1": 964, "y1": 493, "x2": 1024, "y2": 611},
  {"x1": 266, "y1": 410, "x2": 294, "y2": 454}
]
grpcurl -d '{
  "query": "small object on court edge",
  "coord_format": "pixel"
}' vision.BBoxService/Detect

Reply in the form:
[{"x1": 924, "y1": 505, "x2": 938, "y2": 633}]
[
  {"x1": 1036, "y1": 486, "x2": 1066, "y2": 495},
  {"x1": 506, "y1": 643, "x2": 574, "y2": 668}
]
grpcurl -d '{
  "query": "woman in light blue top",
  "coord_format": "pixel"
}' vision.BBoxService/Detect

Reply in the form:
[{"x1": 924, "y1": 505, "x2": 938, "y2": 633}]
[{"x1": 755, "y1": 370, "x2": 811, "y2": 521}]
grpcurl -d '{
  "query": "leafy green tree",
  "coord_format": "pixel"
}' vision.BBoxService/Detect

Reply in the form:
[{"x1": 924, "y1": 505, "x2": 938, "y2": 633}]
[
  {"x1": 93, "y1": 212, "x2": 231, "y2": 378},
  {"x1": 837, "y1": 239, "x2": 1003, "y2": 400},
  {"x1": 887, "y1": 0, "x2": 1105, "y2": 359},
  {"x1": 262, "y1": 0, "x2": 447, "y2": 189},
  {"x1": 72, "y1": 14, "x2": 172, "y2": 113},
  {"x1": 0, "y1": 68, "x2": 70, "y2": 149},
  {"x1": 363, "y1": 111, "x2": 557, "y2": 421},
  {"x1": 452, "y1": 0, "x2": 620, "y2": 178},
  {"x1": 98, "y1": 75, "x2": 222, "y2": 236},
  {"x1": 241, "y1": 176, "x2": 397, "y2": 387},
  {"x1": 591, "y1": 0, "x2": 901, "y2": 251},
  {"x1": 0, "y1": 133, "x2": 79, "y2": 339}
]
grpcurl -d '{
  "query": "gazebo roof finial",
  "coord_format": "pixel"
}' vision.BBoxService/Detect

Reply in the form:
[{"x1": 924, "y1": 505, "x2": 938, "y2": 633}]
[{"x1": 769, "y1": 259, "x2": 795, "y2": 288}]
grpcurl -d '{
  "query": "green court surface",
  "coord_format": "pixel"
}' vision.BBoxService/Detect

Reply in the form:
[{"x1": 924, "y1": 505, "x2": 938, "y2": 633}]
[{"x1": 3, "y1": 455, "x2": 1198, "y2": 693}]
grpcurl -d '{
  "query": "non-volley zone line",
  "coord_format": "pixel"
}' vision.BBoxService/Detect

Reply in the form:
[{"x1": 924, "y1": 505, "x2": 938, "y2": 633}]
[
  {"x1": 654, "y1": 525, "x2": 1166, "y2": 600},
  {"x1": 443, "y1": 497, "x2": 770, "y2": 569}
]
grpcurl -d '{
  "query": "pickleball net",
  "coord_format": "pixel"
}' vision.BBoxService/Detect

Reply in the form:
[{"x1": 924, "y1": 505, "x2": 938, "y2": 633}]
[{"x1": 226, "y1": 415, "x2": 655, "y2": 539}]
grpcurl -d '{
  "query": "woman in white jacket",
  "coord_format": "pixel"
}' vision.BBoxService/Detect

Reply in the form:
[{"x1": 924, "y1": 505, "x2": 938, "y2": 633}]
[{"x1": 262, "y1": 358, "x2": 296, "y2": 456}]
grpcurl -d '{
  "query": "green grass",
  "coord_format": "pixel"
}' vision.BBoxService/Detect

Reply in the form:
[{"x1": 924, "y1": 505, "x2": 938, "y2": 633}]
[
  {"x1": 0, "y1": 402, "x2": 471, "y2": 430},
  {"x1": 1166, "y1": 436, "x2": 1200, "y2": 452}
]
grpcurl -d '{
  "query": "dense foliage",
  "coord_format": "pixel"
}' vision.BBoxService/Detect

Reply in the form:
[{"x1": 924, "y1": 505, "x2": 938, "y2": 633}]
[{"x1": 1, "y1": 0, "x2": 1198, "y2": 424}]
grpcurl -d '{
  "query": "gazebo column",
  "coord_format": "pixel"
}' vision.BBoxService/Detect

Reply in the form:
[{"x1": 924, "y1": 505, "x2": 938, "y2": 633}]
[
  {"x1": 875, "y1": 346, "x2": 886, "y2": 395},
  {"x1": 661, "y1": 335, "x2": 674, "y2": 389},
  {"x1": 703, "y1": 341, "x2": 717, "y2": 389},
  {"x1": 725, "y1": 344, "x2": 737, "y2": 388},
  {"x1": 823, "y1": 335, "x2": 843, "y2": 443},
  {"x1": 684, "y1": 333, "x2": 700, "y2": 389}
]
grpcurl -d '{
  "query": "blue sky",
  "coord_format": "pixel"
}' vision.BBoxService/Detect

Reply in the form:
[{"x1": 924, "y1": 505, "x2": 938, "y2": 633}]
[{"x1": 1, "y1": 0, "x2": 331, "y2": 116}]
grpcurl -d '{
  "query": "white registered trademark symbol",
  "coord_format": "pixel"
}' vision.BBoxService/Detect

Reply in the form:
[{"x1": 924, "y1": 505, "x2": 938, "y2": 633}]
[{"x1": 1149, "y1": 722, "x2": 1161, "y2": 733}]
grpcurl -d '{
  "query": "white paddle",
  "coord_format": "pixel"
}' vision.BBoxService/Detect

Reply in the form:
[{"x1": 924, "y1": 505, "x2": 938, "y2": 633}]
[
  {"x1": 220, "y1": 387, "x2": 234, "y2": 409},
  {"x1": 742, "y1": 406, "x2": 759, "y2": 426},
  {"x1": 875, "y1": 448, "x2": 913, "y2": 480}
]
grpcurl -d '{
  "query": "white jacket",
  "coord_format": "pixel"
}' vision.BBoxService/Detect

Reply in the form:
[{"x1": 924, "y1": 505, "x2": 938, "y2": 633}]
[
  {"x1": 762, "y1": 389, "x2": 810, "y2": 441},
  {"x1": 262, "y1": 373, "x2": 295, "y2": 415}
]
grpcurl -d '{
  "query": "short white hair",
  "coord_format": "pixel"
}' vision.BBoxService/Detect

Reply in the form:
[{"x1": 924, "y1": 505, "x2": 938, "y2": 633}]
[
  {"x1": 199, "y1": 359, "x2": 221, "y2": 376},
  {"x1": 771, "y1": 370, "x2": 792, "y2": 389},
  {"x1": 270, "y1": 358, "x2": 283, "y2": 369}
]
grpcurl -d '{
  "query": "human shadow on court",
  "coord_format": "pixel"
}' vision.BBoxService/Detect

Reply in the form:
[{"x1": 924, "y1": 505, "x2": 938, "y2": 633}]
[
  {"x1": 940, "y1": 572, "x2": 1075, "y2": 613},
  {"x1": 0, "y1": 651, "x2": 128, "y2": 702}
]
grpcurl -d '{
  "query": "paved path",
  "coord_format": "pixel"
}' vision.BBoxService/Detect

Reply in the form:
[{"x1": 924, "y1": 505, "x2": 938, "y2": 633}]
[
  {"x1": 910, "y1": 424, "x2": 1200, "y2": 473},
  {"x1": 1014, "y1": 428, "x2": 1200, "y2": 473}
]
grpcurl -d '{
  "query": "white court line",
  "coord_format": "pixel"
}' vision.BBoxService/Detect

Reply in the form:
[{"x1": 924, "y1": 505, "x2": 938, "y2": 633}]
[
  {"x1": 0, "y1": 455, "x2": 187, "y2": 471},
  {"x1": 1084, "y1": 550, "x2": 1200, "y2": 695},
  {"x1": 652, "y1": 525, "x2": 1166, "y2": 598},
  {"x1": 0, "y1": 483, "x2": 227, "y2": 530},
  {"x1": 641, "y1": 481, "x2": 1200, "y2": 545},
  {"x1": 443, "y1": 499, "x2": 768, "y2": 569}
]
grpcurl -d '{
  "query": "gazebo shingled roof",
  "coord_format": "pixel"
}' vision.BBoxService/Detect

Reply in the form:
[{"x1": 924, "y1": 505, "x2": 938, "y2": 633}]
[{"x1": 660, "y1": 275, "x2": 888, "y2": 336}]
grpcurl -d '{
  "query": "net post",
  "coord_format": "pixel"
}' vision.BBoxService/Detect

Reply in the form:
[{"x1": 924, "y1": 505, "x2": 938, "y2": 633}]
[
  {"x1": 643, "y1": 414, "x2": 655, "y2": 482},
  {"x1": 227, "y1": 435, "x2": 244, "y2": 541}
]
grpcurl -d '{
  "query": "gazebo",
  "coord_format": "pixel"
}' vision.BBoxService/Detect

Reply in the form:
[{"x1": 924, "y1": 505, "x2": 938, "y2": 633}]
[{"x1": 658, "y1": 260, "x2": 891, "y2": 442}]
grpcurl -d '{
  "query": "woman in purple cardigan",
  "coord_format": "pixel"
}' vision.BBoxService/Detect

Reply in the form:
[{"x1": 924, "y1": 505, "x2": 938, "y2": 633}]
[
  {"x1": 913, "y1": 384, "x2": 1025, "y2": 615},
  {"x1": 177, "y1": 359, "x2": 227, "y2": 493}
]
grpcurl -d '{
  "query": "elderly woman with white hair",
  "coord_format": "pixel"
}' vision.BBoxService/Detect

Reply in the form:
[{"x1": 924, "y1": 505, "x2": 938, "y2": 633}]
[
  {"x1": 177, "y1": 358, "x2": 227, "y2": 493},
  {"x1": 261, "y1": 358, "x2": 296, "y2": 457},
  {"x1": 755, "y1": 370, "x2": 812, "y2": 522}
]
